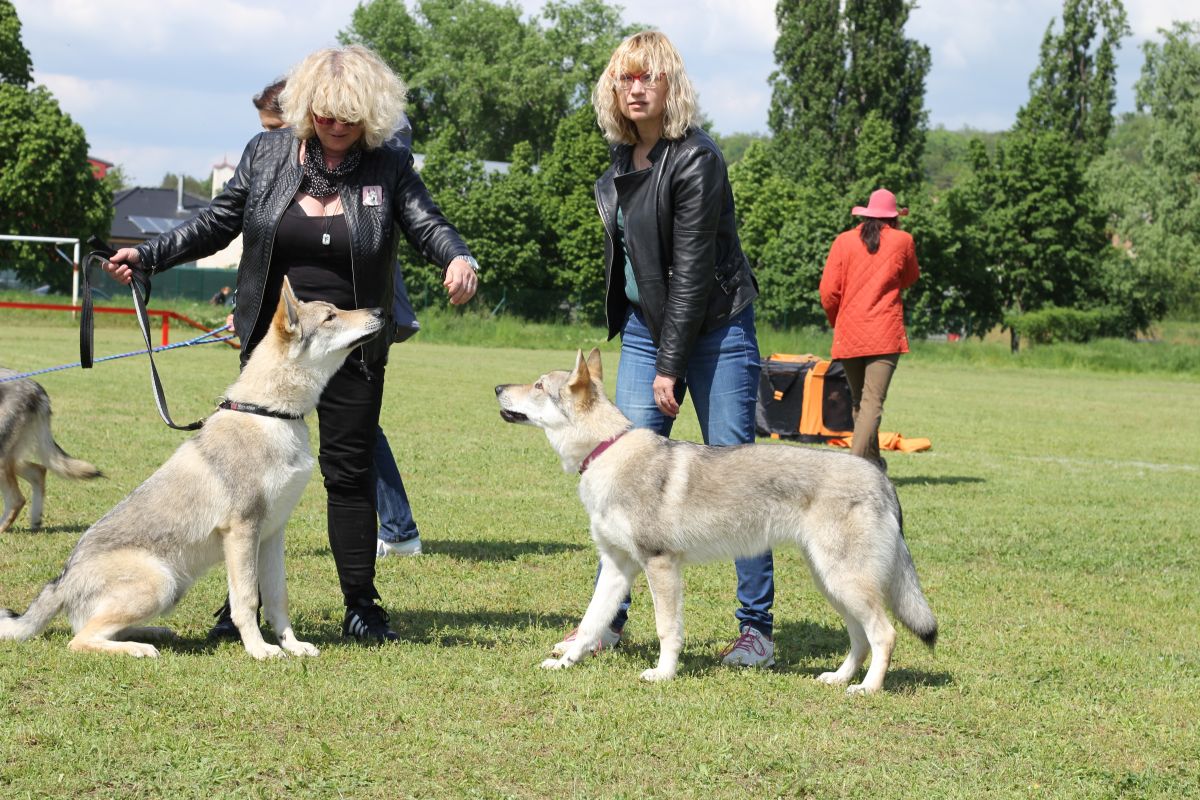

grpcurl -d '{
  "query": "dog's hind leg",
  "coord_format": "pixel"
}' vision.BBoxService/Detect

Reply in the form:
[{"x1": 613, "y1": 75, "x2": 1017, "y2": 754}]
[
  {"x1": 543, "y1": 548, "x2": 637, "y2": 670},
  {"x1": 0, "y1": 464, "x2": 25, "y2": 533},
  {"x1": 815, "y1": 611, "x2": 869, "y2": 688},
  {"x1": 258, "y1": 530, "x2": 318, "y2": 657},
  {"x1": 641, "y1": 552, "x2": 684, "y2": 682},
  {"x1": 224, "y1": 521, "x2": 282, "y2": 660},
  {"x1": 68, "y1": 556, "x2": 176, "y2": 657},
  {"x1": 817, "y1": 582, "x2": 895, "y2": 694},
  {"x1": 17, "y1": 462, "x2": 46, "y2": 530}
]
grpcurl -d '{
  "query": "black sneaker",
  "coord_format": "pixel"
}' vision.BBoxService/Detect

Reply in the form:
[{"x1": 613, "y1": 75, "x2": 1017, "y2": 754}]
[
  {"x1": 342, "y1": 601, "x2": 399, "y2": 642},
  {"x1": 207, "y1": 598, "x2": 261, "y2": 641}
]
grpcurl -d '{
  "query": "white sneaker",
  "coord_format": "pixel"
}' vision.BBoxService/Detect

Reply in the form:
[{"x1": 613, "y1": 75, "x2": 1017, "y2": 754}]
[
  {"x1": 720, "y1": 627, "x2": 776, "y2": 668},
  {"x1": 376, "y1": 537, "x2": 422, "y2": 558},
  {"x1": 550, "y1": 625, "x2": 622, "y2": 657}
]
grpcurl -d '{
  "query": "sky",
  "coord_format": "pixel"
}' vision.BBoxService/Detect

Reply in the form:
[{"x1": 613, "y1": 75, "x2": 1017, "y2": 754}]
[{"x1": 10, "y1": 0, "x2": 1188, "y2": 188}]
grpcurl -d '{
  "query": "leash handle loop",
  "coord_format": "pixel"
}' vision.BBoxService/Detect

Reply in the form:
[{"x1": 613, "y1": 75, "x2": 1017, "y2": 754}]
[{"x1": 80, "y1": 237, "x2": 204, "y2": 432}]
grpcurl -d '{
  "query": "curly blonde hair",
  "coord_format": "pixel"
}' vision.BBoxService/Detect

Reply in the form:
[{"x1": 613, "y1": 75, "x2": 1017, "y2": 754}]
[
  {"x1": 280, "y1": 45, "x2": 407, "y2": 150},
  {"x1": 591, "y1": 30, "x2": 698, "y2": 145}
]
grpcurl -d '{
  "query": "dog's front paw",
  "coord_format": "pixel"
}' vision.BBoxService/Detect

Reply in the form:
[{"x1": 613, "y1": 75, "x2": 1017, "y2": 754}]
[
  {"x1": 846, "y1": 682, "x2": 880, "y2": 695},
  {"x1": 816, "y1": 670, "x2": 851, "y2": 686},
  {"x1": 639, "y1": 667, "x2": 676, "y2": 682},
  {"x1": 282, "y1": 639, "x2": 320, "y2": 657},
  {"x1": 245, "y1": 642, "x2": 283, "y2": 660},
  {"x1": 127, "y1": 642, "x2": 160, "y2": 658},
  {"x1": 540, "y1": 657, "x2": 572, "y2": 670}
]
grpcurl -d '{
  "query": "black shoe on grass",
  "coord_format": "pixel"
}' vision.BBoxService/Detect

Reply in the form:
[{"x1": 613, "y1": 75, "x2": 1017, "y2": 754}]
[
  {"x1": 342, "y1": 601, "x2": 399, "y2": 643},
  {"x1": 207, "y1": 599, "x2": 261, "y2": 641}
]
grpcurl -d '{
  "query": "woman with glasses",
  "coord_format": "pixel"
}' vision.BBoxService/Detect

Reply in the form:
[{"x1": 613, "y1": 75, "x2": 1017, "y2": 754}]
[
  {"x1": 550, "y1": 30, "x2": 776, "y2": 669},
  {"x1": 103, "y1": 45, "x2": 479, "y2": 644}
]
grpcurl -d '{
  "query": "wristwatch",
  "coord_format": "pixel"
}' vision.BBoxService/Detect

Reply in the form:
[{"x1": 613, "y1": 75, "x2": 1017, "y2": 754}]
[{"x1": 457, "y1": 254, "x2": 480, "y2": 273}]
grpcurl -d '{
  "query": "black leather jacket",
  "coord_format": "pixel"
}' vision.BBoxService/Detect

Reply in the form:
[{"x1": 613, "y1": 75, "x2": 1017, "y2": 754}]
[
  {"x1": 595, "y1": 127, "x2": 757, "y2": 378},
  {"x1": 136, "y1": 129, "x2": 471, "y2": 365}
]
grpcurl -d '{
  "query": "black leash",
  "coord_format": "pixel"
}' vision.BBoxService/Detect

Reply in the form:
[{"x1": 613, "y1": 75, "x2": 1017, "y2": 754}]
[{"x1": 81, "y1": 236, "x2": 206, "y2": 431}]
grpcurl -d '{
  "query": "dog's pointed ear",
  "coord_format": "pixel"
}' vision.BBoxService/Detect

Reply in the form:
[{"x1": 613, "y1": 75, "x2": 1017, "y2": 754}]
[
  {"x1": 280, "y1": 276, "x2": 301, "y2": 332},
  {"x1": 585, "y1": 348, "x2": 603, "y2": 383},
  {"x1": 567, "y1": 349, "x2": 591, "y2": 396}
]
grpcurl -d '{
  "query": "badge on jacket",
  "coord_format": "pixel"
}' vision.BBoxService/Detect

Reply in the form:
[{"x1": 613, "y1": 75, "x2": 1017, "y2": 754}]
[{"x1": 363, "y1": 186, "x2": 383, "y2": 207}]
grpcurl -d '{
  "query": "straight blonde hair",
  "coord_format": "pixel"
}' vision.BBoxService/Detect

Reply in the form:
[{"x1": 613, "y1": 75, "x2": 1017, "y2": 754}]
[
  {"x1": 592, "y1": 30, "x2": 698, "y2": 145},
  {"x1": 280, "y1": 45, "x2": 407, "y2": 150}
]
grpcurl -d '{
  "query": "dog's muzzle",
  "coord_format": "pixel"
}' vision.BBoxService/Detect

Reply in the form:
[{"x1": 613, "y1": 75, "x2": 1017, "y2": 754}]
[{"x1": 494, "y1": 385, "x2": 528, "y2": 423}]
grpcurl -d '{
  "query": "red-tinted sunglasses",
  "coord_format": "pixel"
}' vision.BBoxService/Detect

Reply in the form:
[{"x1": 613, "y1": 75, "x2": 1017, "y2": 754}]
[{"x1": 313, "y1": 114, "x2": 361, "y2": 127}]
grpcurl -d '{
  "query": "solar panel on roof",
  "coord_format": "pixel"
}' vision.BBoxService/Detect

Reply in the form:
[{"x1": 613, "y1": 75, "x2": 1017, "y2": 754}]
[{"x1": 128, "y1": 215, "x2": 187, "y2": 234}]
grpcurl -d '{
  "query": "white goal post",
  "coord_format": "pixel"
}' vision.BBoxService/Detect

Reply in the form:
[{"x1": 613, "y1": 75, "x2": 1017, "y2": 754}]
[{"x1": 0, "y1": 234, "x2": 83, "y2": 307}]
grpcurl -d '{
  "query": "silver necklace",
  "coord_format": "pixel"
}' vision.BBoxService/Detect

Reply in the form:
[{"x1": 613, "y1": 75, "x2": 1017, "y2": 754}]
[{"x1": 321, "y1": 198, "x2": 340, "y2": 246}]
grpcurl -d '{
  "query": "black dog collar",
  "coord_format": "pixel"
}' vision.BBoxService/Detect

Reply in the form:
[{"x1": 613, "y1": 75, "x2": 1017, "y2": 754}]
[{"x1": 217, "y1": 400, "x2": 304, "y2": 420}]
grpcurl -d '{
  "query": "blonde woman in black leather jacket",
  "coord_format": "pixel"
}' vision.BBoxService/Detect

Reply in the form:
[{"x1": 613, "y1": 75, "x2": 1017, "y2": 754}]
[
  {"x1": 104, "y1": 45, "x2": 478, "y2": 643},
  {"x1": 550, "y1": 31, "x2": 777, "y2": 669}
]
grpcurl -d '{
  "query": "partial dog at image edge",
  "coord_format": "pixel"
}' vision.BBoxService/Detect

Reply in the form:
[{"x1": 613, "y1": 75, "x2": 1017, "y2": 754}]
[
  {"x1": 0, "y1": 278, "x2": 384, "y2": 659},
  {"x1": 0, "y1": 369, "x2": 102, "y2": 534},
  {"x1": 495, "y1": 349, "x2": 937, "y2": 694}
]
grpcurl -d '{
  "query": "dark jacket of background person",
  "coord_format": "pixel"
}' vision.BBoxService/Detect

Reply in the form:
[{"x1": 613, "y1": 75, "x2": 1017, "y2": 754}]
[
  {"x1": 135, "y1": 128, "x2": 469, "y2": 365},
  {"x1": 595, "y1": 126, "x2": 757, "y2": 378}
]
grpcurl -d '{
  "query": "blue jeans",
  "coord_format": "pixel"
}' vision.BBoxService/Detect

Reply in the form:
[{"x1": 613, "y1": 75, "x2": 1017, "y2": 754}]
[
  {"x1": 375, "y1": 427, "x2": 419, "y2": 543},
  {"x1": 606, "y1": 304, "x2": 774, "y2": 637}
]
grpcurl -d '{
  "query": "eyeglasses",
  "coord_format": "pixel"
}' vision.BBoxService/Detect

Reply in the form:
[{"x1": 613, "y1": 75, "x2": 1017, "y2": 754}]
[
  {"x1": 615, "y1": 72, "x2": 663, "y2": 91},
  {"x1": 312, "y1": 114, "x2": 361, "y2": 127}
]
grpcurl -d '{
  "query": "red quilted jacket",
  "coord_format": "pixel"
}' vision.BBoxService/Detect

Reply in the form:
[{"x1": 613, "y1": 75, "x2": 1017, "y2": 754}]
[{"x1": 819, "y1": 224, "x2": 920, "y2": 359}]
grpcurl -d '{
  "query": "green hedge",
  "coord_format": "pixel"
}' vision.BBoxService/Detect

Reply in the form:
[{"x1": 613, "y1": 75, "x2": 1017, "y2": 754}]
[{"x1": 1006, "y1": 305, "x2": 1134, "y2": 344}]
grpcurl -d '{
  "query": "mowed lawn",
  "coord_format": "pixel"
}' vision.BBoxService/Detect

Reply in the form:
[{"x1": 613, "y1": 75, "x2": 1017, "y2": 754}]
[{"x1": 0, "y1": 320, "x2": 1197, "y2": 799}]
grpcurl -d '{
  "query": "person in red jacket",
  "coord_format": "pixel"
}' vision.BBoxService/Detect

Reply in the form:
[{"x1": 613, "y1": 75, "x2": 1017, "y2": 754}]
[{"x1": 819, "y1": 188, "x2": 920, "y2": 470}]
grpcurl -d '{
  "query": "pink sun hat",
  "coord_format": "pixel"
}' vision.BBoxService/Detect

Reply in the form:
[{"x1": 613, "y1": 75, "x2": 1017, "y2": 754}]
[{"x1": 851, "y1": 188, "x2": 909, "y2": 218}]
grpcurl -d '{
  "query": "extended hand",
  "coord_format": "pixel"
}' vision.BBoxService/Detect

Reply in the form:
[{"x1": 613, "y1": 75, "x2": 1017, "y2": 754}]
[{"x1": 444, "y1": 258, "x2": 478, "y2": 305}]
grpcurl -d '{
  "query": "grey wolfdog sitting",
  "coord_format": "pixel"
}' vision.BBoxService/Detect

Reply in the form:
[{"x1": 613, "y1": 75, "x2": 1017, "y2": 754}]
[
  {"x1": 0, "y1": 279, "x2": 383, "y2": 659},
  {"x1": 0, "y1": 369, "x2": 102, "y2": 534},
  {"x1": 496, "y1": 349, "x2": 937, "y2": 693}
]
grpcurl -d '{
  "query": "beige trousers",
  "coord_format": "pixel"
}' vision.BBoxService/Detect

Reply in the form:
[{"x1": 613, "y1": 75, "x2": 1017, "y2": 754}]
[{"x1": 838, "y1": 353, "x2": 900, "y2": 468}]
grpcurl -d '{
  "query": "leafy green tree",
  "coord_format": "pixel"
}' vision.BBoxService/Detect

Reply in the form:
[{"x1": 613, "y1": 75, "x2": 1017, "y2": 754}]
[
  {"x1": 712, "y1": 132, "x2": 771, "y2": 166},
  {"x1": 1089, "y1": 21, "x2": 1200, "y2": 319},
  {"x1": 0, "y1": 85, "x2": 113, "y2": 291},
  {"x1": 0, "y1": 0, "x2": 32, "y2": 87},
  {"x1": 971, "y1": 128, "x2": 1111, "y2": 348},
  {"x1": 1017, "y1": 0, "x2": 1130, "y2": 160},
  {"x1": 343, "y1": 0, "x2": 633, "y2": 162},
  {"x1": 537, "y1": 106, "x2": 610, "y2": 321},
  {"x1": 770, "y1": 0, "x2": 929, "y2": 191},
  {"x1": 730, "y1": 140, "x2": 842, "y2": 328},
  {"x1": 100, "y1": 164, "x2": 131, "y2": 194}
]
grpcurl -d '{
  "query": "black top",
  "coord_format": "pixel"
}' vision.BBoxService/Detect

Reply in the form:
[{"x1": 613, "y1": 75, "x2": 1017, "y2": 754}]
[{"x1": 250, "y1": 199, "x2": 352, "y2": 348}]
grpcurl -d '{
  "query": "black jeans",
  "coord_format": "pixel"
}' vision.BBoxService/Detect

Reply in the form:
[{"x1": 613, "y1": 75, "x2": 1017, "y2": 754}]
[{"x1": 316, "y1": 353, "x2": 387, "y2": 606}]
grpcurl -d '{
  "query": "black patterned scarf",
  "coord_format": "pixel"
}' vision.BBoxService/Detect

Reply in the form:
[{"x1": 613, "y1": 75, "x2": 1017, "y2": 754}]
[{"x1": 300, "y1": 137, "x2": 362, "y2": 197}]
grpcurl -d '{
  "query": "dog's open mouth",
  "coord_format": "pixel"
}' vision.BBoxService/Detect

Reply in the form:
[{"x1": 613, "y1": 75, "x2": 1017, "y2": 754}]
[{"x1": 499, "y1": 408, "x2": 528, "y2": 423}]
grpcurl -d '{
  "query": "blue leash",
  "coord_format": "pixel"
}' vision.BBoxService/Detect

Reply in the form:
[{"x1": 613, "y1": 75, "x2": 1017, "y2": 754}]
[{"x1": 0, "y1": 326, "x2": 236, "y2": 384}]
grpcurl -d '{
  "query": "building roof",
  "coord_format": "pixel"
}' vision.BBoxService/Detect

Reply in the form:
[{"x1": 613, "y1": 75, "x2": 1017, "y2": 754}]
[{"x1": 110, "y1": 186, "x2": 209, "y2": 242}]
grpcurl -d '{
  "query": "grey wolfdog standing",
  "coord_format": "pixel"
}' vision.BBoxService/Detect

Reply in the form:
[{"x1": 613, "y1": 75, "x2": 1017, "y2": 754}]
[
  {"x1": 0, "y1": 278, "x2": 383, "y2": 659},
  {"x1": 496, "y1": 348, "x2": 937, "y2": 693},
  {"x1": 0, "y1": 369, "x2": 102, "y2": 534}
]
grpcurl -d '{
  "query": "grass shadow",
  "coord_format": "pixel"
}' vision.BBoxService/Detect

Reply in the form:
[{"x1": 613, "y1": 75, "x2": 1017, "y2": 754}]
[
  {"x1": 891, "y1": 475, "x2": 985, "y2": 487},
  {"x1": 295, "y1": 539, "x2": 585, "y2": 561},
  {"x1": 8, "y1": 524, "x2": 89, "y2": 535},
  {"x1": 426, "y1": 539, "x2": 587, "y2": 562}
]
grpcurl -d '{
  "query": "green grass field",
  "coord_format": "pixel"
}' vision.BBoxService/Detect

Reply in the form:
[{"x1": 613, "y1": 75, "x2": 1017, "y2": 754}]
[{"x1": 0, "y1": 312, "x2": 1197, "y2": 798}]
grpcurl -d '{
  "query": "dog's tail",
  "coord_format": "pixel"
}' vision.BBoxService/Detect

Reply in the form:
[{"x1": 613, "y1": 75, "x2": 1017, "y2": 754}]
[
  {"x1": 0, "y1": 577, "x2": 65, "y2": 641},
  {"x1": 32, "y1": 398, "x2": 101, "y2": 481},
  {"x1": 887, "y1": 490, "x2": 938, "y2": 649}
]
